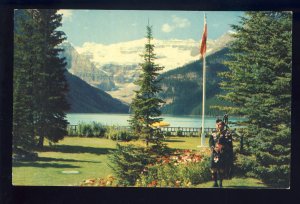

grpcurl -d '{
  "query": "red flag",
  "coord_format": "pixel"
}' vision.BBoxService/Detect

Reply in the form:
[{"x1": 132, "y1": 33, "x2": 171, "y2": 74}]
[{"x1": 200, "y1": 15, "x2": 207, "y2": 59}]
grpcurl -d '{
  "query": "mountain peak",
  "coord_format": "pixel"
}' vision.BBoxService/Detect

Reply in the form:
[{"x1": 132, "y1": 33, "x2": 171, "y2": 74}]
[
  {"x1": 74, "y1": 34, "x2": 233, "y2": 72},
  {"x1": 61, "y1": 34, "x2": 233, "y2": 103}
]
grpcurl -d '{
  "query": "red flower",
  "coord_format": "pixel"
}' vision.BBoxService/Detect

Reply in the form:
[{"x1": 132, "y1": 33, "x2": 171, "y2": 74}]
[{"x1": 148, "y1": 180, "x2": 158, "y2": 187}]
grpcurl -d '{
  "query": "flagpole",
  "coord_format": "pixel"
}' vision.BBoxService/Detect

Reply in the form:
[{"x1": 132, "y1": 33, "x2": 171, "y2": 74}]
[
  {"x1": 201, "y1": 13, "x2": 207, "y2": 147},
  {"x1": 201, "y1": 51, "x2": 206, "y2": 146}
]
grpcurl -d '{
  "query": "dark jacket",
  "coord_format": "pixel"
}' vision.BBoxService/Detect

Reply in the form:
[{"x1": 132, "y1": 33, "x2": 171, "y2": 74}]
[{"x1": 209, "y1": 129, "x2": 233, "y2": 169}]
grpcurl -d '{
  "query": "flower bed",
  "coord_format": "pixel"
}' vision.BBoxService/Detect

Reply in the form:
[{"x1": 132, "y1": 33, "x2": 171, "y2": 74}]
[
  {"x1": 136, "y1": 148, "x2": 211, "y2": 187},
  {"x1": 80, "y1": 175, "x2": 116, "y2": 187},
  {"x1": 80, "y1": 148, "x2": 211, "y2": 188}
]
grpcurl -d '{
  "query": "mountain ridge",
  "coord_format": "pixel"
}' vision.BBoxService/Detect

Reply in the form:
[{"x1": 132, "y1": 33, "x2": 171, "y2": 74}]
[
  {"x1": 158, "y1": 47, "x2": 231, "y2": 115},
  {"x1": 75, "y1": 32, "x2": 233, "y2": 72},
  {"x1": 65, "y1": 71, "x2": 129, "y2": 113},
  {"x1": 63, "y1": 33, "x2": 233, "y2": 103}
]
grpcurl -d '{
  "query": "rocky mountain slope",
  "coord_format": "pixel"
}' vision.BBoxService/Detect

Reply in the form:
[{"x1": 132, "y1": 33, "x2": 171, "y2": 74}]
[
  {"x1": 68, "y1": 33, "x2": 233, "y2": 103},
  {"x1": 65, "y1": 71, "x2": 129, "y2": 113},
  {"x1": 75, "y1": 33, "x2": 233, "y2": 71},
  {"x1": 61, "y1": 42, "x2": 116, "y2": 91}
]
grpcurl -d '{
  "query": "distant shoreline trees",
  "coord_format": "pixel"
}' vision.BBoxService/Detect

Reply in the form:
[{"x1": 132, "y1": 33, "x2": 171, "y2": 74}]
[{"x1": 13, "y1": 9, "x2": 69, "y2": 154}]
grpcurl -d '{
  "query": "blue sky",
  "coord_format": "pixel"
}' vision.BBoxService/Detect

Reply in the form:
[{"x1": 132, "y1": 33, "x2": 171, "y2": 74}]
[{"x1": 58, "y1": 10, "x2": 244, "y2": 46}]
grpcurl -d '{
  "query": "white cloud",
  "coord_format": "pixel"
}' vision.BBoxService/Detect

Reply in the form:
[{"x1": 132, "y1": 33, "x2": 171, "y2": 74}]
[
  {"x1": 57, "y1": 9, "x2": 73, "y2": 22},
  {"x1": 75, "y1": 38, "x2": 199, "y2": 72},
  {"x1": 162, "y1": 24, "x2": 173, "y2": 33},
  {"x1": 172, "y1": 15, "x2": 191, "y2": 28},
  {"x1": 161, "y1": 15, "x2": 191, "y2": 33}
]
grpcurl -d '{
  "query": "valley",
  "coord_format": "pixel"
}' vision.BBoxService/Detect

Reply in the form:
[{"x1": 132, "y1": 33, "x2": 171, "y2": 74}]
[{"x1": 61, "y1": 32, "x2": 233, "y2": 112}]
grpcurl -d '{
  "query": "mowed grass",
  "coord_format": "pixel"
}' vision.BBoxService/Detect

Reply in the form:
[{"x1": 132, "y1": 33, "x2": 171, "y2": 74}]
[
  {"x1": 13, "y1": 136, "x2": 266, "y2": 188},
  {"x1": 121, "y1": 136, "x2": 209, "y2": 150},
  {"x1": 13, "y1": 137, "x2": 117, "y2": 186},
  {"x1": 195, "y1": 177, "x2": 267, "y2": 188}
]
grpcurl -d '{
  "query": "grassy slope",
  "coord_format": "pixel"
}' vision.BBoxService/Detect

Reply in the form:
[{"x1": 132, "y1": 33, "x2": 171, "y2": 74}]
[{"x1": 13, "y1": 137, "x2": 266, "y2": 188}]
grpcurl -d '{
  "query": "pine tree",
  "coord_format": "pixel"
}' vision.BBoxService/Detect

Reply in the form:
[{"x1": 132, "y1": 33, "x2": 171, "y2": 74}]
[
  {"x1": 129, "y1": 24, "x2": 165, "y2": 147},
  {"x1": 13, "y1": 9, "x2": 69, "y2": 151},
  {"x1": 108, "y1": 144, "x2": 155, "y2": 186},
  {"x1": 216, "y1": 12, "x2": 291, "y2": 187},
  {"x1": 13, "y1": 10, "x2": 37, "y2": 153},
  {"x1": 32, "y1": 9, "x2": 70, "y2": 148}
]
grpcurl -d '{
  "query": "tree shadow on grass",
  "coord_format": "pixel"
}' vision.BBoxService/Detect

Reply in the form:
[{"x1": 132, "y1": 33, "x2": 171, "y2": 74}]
[
  {"x1": 37, "y1": 157, "x2": 100, "y2": 163},
  {"x1": 42, "y1": 145, "x2": 115, "y2": 155},
  {"x1": 13, "y1": 161, "x2": 81, "y2": 169}
]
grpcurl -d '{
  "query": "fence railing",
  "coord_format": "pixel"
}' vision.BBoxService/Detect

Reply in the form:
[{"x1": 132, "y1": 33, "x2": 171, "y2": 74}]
[{"x1": 67, "y1": 125, "x2": 243, "y2": 136}]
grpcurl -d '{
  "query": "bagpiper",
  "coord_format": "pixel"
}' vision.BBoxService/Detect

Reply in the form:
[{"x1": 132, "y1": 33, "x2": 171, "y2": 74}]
[{"x1": 209, "y1": 119, "x2": 233, "y2": 187}]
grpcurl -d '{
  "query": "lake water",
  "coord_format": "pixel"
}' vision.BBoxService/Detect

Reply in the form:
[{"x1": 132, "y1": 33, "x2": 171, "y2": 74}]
[{"x1": 66, "y1": 113, "x2": 243, "y2": 128}]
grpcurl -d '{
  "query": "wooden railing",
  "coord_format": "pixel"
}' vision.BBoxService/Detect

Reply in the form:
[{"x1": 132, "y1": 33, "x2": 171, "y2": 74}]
[
  {"x1": 67, "y1": 125, "x2": 240, "y2": 136},
  {"x1": 160, "y1": 127, "x2": 214, "y2": 136}
]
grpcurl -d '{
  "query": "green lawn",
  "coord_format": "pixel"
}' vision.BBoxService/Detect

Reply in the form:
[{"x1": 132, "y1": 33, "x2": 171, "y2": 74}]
[
  {"x1": 13, "y1": 136, "x2": 265, "y2": 188},
  {"x1": 13, "y1": 137, "x2": 116, "y2": 186},
  {"x1": 195, "y1": 177, "x2": 267, "y2": 188},
  {"x1": 164, "y1": 136, "x2": 209, "y2": 150}
]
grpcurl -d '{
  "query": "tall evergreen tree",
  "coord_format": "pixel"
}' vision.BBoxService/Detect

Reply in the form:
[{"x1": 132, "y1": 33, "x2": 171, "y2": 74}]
[
  {"x1": 13, "y1": 9, "x2": 69, "y2": 151},
  {"x1": 13, "y1": 10, "x2": 37, "y2": 152},
  {"x1": 129, "y1": 24, "x2": 165, "y2": 147},
  {"x1": 32, "y1": 9, "x2": 70, "y2": 148},
  {"x1": 216, "y1": 12, "x2": 292, "y2": 187}
]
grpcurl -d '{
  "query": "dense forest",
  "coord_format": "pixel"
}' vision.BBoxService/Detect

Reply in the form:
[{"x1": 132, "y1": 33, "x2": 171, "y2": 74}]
[{"x1": 158, "y1": 48, "x2": 231, "y2": 115}]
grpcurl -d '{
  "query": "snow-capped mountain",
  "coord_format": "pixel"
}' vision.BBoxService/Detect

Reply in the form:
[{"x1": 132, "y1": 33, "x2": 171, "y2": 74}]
[
  {"x1": 61, "y1": 42, "x2": 116, "y2": 91},
  {"x1": 75, "y1": 32, "x2": 233, "y2": 72},
  {"x1": 63, "y1": 32, "x2": 233, "y2": 103}
]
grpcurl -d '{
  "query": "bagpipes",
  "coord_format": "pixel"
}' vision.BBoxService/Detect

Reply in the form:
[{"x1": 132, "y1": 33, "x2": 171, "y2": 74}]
[
  {"x1": 212, "y1": 143, "x2": 223, "y2": 163},
  {"x1": 217, "y1": 114, "x2": 230, "y2": 129}
]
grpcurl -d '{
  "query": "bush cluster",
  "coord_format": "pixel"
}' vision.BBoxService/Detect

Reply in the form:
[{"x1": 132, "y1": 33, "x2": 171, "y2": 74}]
[
  {"x1": 105, "y1": 126, "x2": 138, "y2": 141},
  {"x1": 136, "y1": 149, "x2": 211, "y2": 187},
  {"x1": 176, "y1": 130, "x2": 183, "y2": 136},
  {"x1": 67, "y1": 122, "x2": 106, "y2": 137},
  {"x1": 233, "y1": 153, "x2": 258, "y2": 178},
  {"x1": 109, "y1": 144, "x2": 211, "y2": 187},
  {"x1": 108, "y1": 144, "x2": 156, "y2": 186},
  {"x1": 67, "y1": 123, "x2": 138, "y2": 142},
  {"x1": 80, "y1": 175, "x2": 116, "y2": 187}
]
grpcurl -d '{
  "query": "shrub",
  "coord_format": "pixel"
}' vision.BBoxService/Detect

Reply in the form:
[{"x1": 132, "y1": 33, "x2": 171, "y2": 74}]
[
  {"x1": 234, "y1": 153, "x2": 258, "y2": 178},
  {"x1": 66, "y1": 126, "x2": 77, "y2": 136},
  {"x1": 164, "y1": 131, "x2": 172, "y2": 137},
  {"x1": 149, "y1": 142, "x2": 172, "y2": 156},
  {"x1": 105, "y1": 125, "x2": 119, "y2": 140},
  {"x1": 68, "y1": 122, "x2": 106, "y2": 137},
  {"x1": 81, "y1": 123, "x2": 93, "y2": 137},
  {"x1": 106, "y1": 126, "x2": 138, "y2": 141},
  {"x1": 80, "y1": 175, "x2": 116, "y2": 187},
  {"x1": 112, "y1": 131, "x2": 138, "y2": 141},
  {"x1": 136, "y1": 150, "x2": 211, "y2": 187},
  {"x1": 108, "y1": 144, "x2": 155, "y2": 186},
  {"x1": 176, "y1": 130, "x2": 183, "y2": 137},
  {"x1": 90, "y1": 122, "x2": 106, "y2": 137},
  {"x1": 188, "y1": 132, "x2": 196, "y2": 137}
]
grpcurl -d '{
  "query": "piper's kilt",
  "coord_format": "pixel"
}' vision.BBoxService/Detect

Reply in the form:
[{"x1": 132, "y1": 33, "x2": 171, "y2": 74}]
[{"x1": 210, "y1": 151, "x2": 225, "y2": 169}]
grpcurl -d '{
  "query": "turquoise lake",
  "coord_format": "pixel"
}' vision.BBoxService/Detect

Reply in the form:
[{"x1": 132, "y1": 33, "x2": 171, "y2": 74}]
[{"x1": 66, "y1": 113, "x2": 243, "y2": 128}]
